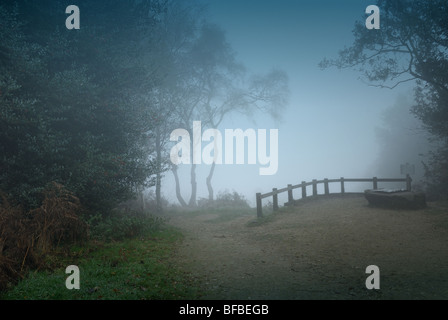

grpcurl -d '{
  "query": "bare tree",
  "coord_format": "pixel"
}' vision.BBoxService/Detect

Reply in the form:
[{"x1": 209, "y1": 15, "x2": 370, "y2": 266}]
[
  {"x1": 202, "y1": 69, "x2": 289, "y2": 201},
  {"x1": 170, "y1": 23, "x2": 289, "y2": 205}
]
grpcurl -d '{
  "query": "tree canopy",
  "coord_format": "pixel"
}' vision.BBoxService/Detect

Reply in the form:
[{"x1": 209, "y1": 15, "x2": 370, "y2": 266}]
[
  {"x1": 320, "y1": 0, "x2": 448, "y2": 198},
  {"x1": 0, "y1": 0, "x2": 289, "y2": 212},
  {"x1": 0, "y1": 1, "x2": 172, "y2": 212}
]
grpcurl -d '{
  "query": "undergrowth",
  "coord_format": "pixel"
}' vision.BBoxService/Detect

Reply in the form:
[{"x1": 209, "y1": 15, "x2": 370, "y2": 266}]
[
  {"x1": 0, "y1": 182, "x2": 199, "y2": 299},
  {"x1": 85, "y1": 210, "x2": 166, "y2": 241},
  {"x1": 0, "y1": 182, "x2": 88, "y2": 292},
  {"x1": 1, "y1": 227, "x2": 202, "y2": 300}
]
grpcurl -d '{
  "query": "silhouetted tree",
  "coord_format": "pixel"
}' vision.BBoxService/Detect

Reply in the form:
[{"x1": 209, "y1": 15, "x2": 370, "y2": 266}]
[
  {"x1": 170, "y1": 23, "x2": 289, "y2": 206},
  {"x1": 320, "y1": 0, "x2": 448, "y2": 198}
]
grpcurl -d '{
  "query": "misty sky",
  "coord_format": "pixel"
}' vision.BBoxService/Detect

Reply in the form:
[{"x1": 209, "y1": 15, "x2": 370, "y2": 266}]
[{"x1": 162, "y1": 0, "x2": 417, "y2": 206}]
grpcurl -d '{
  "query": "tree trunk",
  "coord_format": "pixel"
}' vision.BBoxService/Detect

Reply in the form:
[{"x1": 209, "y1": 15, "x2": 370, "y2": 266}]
[
  {"x1": 141, "y1": 190, "x2": 145, "y2": 213},
  {"x1": 206, "y1": 162, "x2": 216, "y2": 201},
  {"x1": 155, "y1": 126, "x2": 163, "y2": 212},
  {"x1": 172, "y1": 165, "x2": 187, "y2": 207},
  {"x1": 189, "y1": 163, "x2": 197, "y2": 207}
]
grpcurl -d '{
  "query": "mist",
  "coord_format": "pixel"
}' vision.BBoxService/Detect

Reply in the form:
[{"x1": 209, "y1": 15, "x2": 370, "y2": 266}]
[
  {"x1": 2, "y1": 0, "x2": 448, "y2": 303},
  {"x1": 159, "y1": 0, "x2": 426, "y2": 207}
]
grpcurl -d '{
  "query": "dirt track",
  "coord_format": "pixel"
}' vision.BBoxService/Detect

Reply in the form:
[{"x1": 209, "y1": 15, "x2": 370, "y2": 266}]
[{"x1": 167, "y1": 194, "x2": 448, "y2": 300}]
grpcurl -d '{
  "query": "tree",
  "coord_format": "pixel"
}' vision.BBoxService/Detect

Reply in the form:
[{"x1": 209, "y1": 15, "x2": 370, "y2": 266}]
[
  {"x1": 168, "y1": 23, "x2": 289, "y2": 206},
  {"x1": 0, "y1": 1, "x2": 169, "y2": 213},
  {"x1": 373, "y1": 94, "x2": 435, "y2": 183},
  {"x1": 200, "y1": 67, "x2": 289, "y2": 202},
  {"x1": 139, "y1": 1, "x2": 206, "y2": 210},
  {"x1": 320, "y1": 0, "x2": 448, "y2": 198}
]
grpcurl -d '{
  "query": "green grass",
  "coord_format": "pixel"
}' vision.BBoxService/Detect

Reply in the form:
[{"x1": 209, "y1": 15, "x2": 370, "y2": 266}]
[{"x1": 0, "y1": 226, "x2": 203, "y2": 300}]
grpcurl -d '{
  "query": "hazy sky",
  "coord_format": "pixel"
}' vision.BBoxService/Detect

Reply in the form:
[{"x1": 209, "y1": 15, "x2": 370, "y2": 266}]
[{"x1": 162, "y1": 0, "x2": 416, "y2": 206}]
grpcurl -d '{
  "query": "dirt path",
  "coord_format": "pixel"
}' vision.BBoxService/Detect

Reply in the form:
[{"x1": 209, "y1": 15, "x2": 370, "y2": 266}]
[{"x1": 167, "y1": 194, "x2": 448, "y2": 300}]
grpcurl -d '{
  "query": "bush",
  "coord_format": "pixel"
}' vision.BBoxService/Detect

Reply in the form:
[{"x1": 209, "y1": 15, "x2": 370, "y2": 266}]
[
  {"x1": 143, "y1": 190, "x2": 169, "y2": 212},
  {"x1": 422, "y1": 145, "x2": 448, "y2": 201},
  {"x1": 85, "y1": 210, "x2": 166, "y2": 242},
  {"x1": 198, "y1": 190, "x2": 251, "y2": 209},
  {"x1": 116, "y1": 189, "x2": 170, "y2": 214},
  {"x1": 0, "y1": 182, "x2": 88, "y2": 291}
]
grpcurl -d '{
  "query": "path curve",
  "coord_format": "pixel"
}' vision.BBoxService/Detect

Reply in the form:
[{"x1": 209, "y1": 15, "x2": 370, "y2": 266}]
[{"x1": 167, "y1": 194, "x2": 448, "y2": 300}]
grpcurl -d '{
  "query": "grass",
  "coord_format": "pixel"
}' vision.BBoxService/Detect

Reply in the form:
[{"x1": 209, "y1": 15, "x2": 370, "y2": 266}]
[{"x1": 0, "y1": 226, "x2": 203, "y2": 300}]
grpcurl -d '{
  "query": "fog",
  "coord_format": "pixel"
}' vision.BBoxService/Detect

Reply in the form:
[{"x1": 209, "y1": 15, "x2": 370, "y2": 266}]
[
  {"x1": 3, "y1": 0, "x2": 447, "y2": 302},
  {"x1": 160, "y1": 0, "x2": 424, "y2": 206}
]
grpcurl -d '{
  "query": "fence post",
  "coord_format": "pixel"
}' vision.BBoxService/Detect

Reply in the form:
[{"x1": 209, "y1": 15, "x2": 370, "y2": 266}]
[
  {"x1": 340, "y1": 177, "x2": 345, "y2": 194},
  {"x1": 373, "y1": 177, "x2": 378, "y2": 189},
  {"x1": 287, "y1": 184, "x2": 293, "y2": 204},
  {"x1": 273, "y1": 188, "x2": 279, "y2": 211},
  {"x1": 301, "y1": 181, "x2": 307, "y2": 199},
  {"x1": 256, "y1": 193, "x2": 262, "y2": 218},
  {"x1": 324, "y1": 178, "x2": 329, "y2": 195},
  {"x1": 312, "y1": 179, "x2": 317, "y2": 196},
  {"x1": 406, "y1": 174, "x2": 412, "y2": 191}
]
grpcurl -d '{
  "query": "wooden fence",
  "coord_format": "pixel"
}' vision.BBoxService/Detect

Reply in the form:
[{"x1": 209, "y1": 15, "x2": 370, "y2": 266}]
[{"x1": 255, "y1": 175, "x2": 412, "y2": 218}]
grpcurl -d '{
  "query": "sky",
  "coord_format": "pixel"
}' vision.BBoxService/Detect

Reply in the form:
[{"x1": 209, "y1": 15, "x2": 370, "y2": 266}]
[{"x1": 161, "y1": 0, "x2": 417, "y2": 206}]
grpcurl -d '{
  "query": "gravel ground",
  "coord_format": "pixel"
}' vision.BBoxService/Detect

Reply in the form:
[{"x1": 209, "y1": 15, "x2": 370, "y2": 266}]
[{"x1": 167, "y1": 194, "x2": 448, "y2": 300}]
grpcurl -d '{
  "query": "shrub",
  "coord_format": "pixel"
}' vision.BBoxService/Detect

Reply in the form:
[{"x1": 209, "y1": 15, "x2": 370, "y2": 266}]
[
  {"x1": 215, "y1": 190, "x2": 251, "y2": 209},
  {"x1": 198, "y1": 190, "x2": 251, "y2": 209},
  {"x1": 86, "y1": 210, "x2": 166, "y2": 242},
  {"x1": 0, "y1": 182, "x2": 87, "y2": 291},
  {"x1": 30, "y1": 182, "x2": 88, "y2": 253}
]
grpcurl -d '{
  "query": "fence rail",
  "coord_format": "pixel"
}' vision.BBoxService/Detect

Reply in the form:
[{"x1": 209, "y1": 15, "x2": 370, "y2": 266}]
[{"x1": 255, "y1": 175, "x2": 412, "y2": 218}]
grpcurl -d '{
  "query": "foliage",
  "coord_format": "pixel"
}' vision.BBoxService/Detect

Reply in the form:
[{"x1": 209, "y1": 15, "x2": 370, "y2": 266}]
[
  {"x1": 215, "y1": 190, "x2": 251, "y2": 209},
  {"x1": 320, "y1": 0, "x2": 448, "y2": 199},
  {"x1": 198, "y1": 190, "x2": 251, "y2": 209},
  {"x1": 1, "y1": 228, "x2": 203, "y2": 300},
  {"x1": 421, "y1": 145, "x2": 448, "y2": 200},
  {"x1": 0, "y1": 1, "x2": 289, "y2": 211},
  {"x1": 85, "y1": 210, "x2": 166, "y2": 242},
  {"x1": 0, "y1": 1, "x2": 164, "y2": 213},
  {"x1": 142, "y1": 189, "x2": 170, "y2": 212},
  {"x1": 162, "y1": 20, "x2": 289, "y2": 206},
  {"x1": 0, "y1": 183, "x2": 87, "y2": 292},
  {"x1": 0, "y1": 182, "x2": 168, "y2": 293}
]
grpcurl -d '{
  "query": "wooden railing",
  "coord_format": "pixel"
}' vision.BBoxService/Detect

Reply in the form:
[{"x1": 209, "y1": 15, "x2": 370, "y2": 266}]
[{"x1": 255, "y1": 175, "x2": 412, "y2": 218}]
